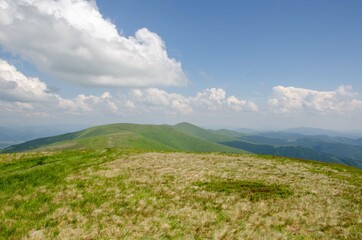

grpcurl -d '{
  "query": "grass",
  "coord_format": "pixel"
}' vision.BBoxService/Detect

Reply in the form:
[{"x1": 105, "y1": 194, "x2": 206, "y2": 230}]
[
  {"x1": 173, "y1": 122, "x2": 238, "y2": 143},
  {"x1": 0, "y1": 150, "x2": 361, "y2": 239},
  {"x1": 194, "y1": 179, "x2": 293, "y2": 201}
]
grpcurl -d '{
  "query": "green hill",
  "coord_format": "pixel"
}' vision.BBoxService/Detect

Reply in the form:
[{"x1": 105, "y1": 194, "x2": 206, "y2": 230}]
[
  {"x1": 173, "y1": 122, "x2": 238, "y2": 142},
  {"x1": 3, "y1": 123, "x2": 244, "y2": 153}
]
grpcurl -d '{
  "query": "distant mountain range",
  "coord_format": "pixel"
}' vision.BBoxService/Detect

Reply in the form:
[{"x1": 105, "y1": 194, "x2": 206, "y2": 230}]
[
  {"x1": 282, "y1": 127, "x2": 362, "y2": 138},
  {"x1": 2, "y1": 122, "x2": 362, "y2": 169}
]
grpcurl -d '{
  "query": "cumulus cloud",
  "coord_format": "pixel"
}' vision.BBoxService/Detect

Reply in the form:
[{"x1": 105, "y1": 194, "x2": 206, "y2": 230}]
[
  {"x1": 0, "y1": 59, "x2": 118, "y2": 116},
  {"x1": 0, "y1": 58, "x2": 258, "y2": 121},
  {"x1": 58, "y1": 92, "x2": 118, "y2": 114},
  {"x1": 127, "y1": 88, "x2": 193, "y2": 114},
  {"x1": 193, "y1": 88, "x2": 259, "y2": 112},
  {"x1": 122, "y1": 87, "x2": 259, "y2": 115},
  {"x1": 0, "y1": 59, "x2": 52, "y2": 102},
  {"x1": 269, "y1": 85, "x2": 362, "y2": 113},
  {"x1": 0, "y1": 0, "x2": 187, "y2": 87},
  {"x1": 226, "y1": 96, "x2": 259, "y2": 112}
]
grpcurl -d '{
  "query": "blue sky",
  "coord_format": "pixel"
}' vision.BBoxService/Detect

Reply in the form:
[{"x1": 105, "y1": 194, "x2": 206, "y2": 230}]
[
  {"x1": 97, "y1": 0, "x2": 362, "y2": 92},
  {"x1": 0, "y1": 0, "x2": 361, "y2": 130}
]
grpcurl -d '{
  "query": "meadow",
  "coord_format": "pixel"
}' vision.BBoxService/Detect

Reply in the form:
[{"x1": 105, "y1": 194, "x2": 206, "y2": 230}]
[{"x1": 0, "y1": 149, "x2": 361, "y2": 239}]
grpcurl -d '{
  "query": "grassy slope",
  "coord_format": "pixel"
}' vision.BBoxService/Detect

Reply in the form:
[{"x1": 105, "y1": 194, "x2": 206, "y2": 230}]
[
  {"x1": 3, "y1": 123, "x2": 243, "y2": 153},
  {"x1": 173, "y1": 122, "x2": 237, "y2": 142},
  {"x1": 0, "y1": 150, "x2": 361, "y2": 239}
]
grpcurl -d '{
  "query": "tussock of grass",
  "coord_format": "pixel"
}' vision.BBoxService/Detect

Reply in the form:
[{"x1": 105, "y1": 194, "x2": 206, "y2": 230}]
[
  {"x1": 194, "y1": 179, "x2": 293, "y2": 201},
  {"x1": 0, "y1": 150, "x2": 361, "y2": 239}
]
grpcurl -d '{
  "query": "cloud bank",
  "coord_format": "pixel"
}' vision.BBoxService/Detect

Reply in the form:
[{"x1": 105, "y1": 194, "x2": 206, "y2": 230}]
[
  {"x1": 0, "y1": 59, "x2": 257, "y2": 122},
  {"x1": 0, "y1": 0, "x2": 187, "y2": 87},
  {"x1": 0, "y1": 59, "x2": 118, "y2": 117},
  {"x1": 1, "y1": 58, "x2": 361, "y2": 129},
  {"x1": 269, "y1": 85, "x2": 362, "y2": 113},
  {"x1": 124, "y1": 88, "x2": 259, "y2": 115}
]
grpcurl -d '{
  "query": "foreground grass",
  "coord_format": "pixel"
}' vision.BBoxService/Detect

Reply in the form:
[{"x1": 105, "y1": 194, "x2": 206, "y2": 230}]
[{"x1": 0, "y1": 150, "x2": 361, "y2": 239}]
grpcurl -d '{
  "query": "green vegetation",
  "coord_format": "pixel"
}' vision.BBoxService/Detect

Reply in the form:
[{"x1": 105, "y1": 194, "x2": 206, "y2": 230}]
[
  {"x1": 173, "y1": 122, "x2": 238, "y2": 142},
  {"x1": 3, "y1": 123, "x2": 244, "y2": 154},
  {"x1": 0, "y1": 149, "x2": 124, "y2": 239},
  {"x1": 0, "y1": 150, "x2": 361, "y2": 239},
  {"x1": 194, "y1": 179, "x2": 293, "y2": 202}
]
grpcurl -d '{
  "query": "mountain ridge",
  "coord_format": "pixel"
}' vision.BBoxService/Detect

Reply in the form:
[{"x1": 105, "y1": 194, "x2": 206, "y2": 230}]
[
  {"x1": 2, "y1": 122, "x2": 362, "y2": 169},
  {"x1": 2, "y1": 123, "x2": 245, "y2": 154}
]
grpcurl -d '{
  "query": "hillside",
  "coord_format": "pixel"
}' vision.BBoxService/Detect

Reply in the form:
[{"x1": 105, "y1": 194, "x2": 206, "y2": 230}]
[
  {"x1": 3, "y1": 122, "x2": 362, "y2": 169},
  {"x1": 173, "y1": 122, "x2": 240, "y2": 142},
  {"x1": 0, "y1": 150, "x2": 361, "y2": 239},
  {"x1": 3, "y1": 123, "x2": 244, "y2": 154}
]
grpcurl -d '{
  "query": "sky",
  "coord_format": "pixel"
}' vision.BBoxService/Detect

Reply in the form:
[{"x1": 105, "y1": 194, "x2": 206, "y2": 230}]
[{"x1": 0, "y1": 0, "x2": 361, "y2": 130}]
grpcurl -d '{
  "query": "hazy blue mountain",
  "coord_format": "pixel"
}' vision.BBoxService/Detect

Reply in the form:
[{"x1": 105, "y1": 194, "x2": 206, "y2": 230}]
[
  {"x1": 294, "y1": 139, "x2": 362, "y2": 160},
  {"x1": 251, "y1": 132, "x2": 307, "y2": 141},
  {"x1": 222, "y1": 140, "x2": 362, "y2": 169},
  {"x1": 234, "y1": 128, "x2": 260, "y2": 134},
  {"x1": 283, "y1": 127, "x2": 362, "y2": 138}
]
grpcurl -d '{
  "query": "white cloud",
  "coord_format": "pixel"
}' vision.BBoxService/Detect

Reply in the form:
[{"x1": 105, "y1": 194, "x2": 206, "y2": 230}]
[
  {"x1": 0, "y1": 59, "x2": 117, "y2": 116},
  {"x1": 0, "y1": 59, "x2": 52, "y2": 102},
  {"x1": 0, "y1": 58, "x2": 258, "y2": 122},
  {"x1": 226, "y1": 96, "x2": 259, "y2": 112},
  {"x1": 0, "y1": 0, "x2": 187, "y2": 87},
  {"x1": 125, "y1": 88, "x2": 193, "y2": 114},
  {"x1": 122, "y1": 87, "x2": 259, "y2": 115},
  {"x1": 58, "y1": 92, "x2": 118, "y2": 114},
  {"x1": 192, "y1": 88, "x2": 258, "y2": 112},
  {"x1": 269, "y1": 85, "x2": 362, "y2": 113},
  {"x1": 195, "y1": 88, "x2": 225, "y2": 105}
]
